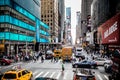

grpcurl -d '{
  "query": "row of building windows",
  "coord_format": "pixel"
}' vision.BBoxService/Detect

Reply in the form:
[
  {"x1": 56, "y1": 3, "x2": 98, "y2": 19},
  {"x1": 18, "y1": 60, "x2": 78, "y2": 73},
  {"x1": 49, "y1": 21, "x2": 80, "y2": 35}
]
[
  {"x1": 0, "y1": 31, "x2": 49, "y2": 43},
  {"x1": 0, "y1": 15, "x2": 35, "y2": 31},
  {"x1": 0, "y1": 6, "x2": 36, "y2": 27},
  {"x1": 0, "y1": 0, "x2": 35, "y2": 21},
  {"x1": 0, "y1": 24, "x2": 35, "y2": 37},
  {"x1": 41, "y1": 14, "x2": 53, "y2": 18},
  {"x1": 0, "y1": 32, "x2": 34, "y2": 42}
]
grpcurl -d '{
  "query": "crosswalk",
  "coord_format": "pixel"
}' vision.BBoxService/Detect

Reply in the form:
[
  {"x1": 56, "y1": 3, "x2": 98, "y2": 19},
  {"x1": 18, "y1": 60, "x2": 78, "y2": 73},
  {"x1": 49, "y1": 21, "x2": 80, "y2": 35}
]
[
  {"x1": 33, "y1": 70, "x2": 73, "y2": 80},
  {"x1": 32, "y1": 69, "x2": 109, "y2": 80}
]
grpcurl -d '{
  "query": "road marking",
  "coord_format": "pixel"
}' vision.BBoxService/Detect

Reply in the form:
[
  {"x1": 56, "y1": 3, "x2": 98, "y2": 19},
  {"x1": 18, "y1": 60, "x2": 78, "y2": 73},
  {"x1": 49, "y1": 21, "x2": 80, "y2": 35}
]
[
  {"x1": 43, "y1": 72, "x2": 49, "y2": 77},
  {"x1": 33, "y1": 71, "x2": 39, "y2": 75},
  {"x1": 56, "y1": 72, "x2": 61, "y2": 79},
  {"x1": 63, "y1": 72, "x2": 67, "y2": 79},
  {"x1": 50, "y1": 72, "x2": 55, "y2": 78},
  {"x1": 35, "y1": 72, "x2": 43, "y2": 78},
  {"x1": 97, "y1": 74, "x2": 103, "y2": 80},
  {"x1": 104, "y1": 75, "x2": 109, "y2": 80}
]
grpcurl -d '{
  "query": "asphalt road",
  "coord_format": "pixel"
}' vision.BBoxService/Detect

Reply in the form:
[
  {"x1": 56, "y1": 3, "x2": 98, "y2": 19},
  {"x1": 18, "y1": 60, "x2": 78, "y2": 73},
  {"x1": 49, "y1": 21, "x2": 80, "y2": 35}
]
[
  {"x1": 1, "y1": 58, "x2": 110, "y2": 80},
  {"x1": 0, "y1": 50, "x2": 111, "y2": 80}
]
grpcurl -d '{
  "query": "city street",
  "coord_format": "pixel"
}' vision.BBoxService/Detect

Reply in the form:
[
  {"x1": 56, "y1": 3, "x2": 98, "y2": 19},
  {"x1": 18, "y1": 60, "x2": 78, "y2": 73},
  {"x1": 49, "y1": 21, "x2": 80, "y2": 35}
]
[{"x1": 1, "y1": 57, "x2": 110, "y2": 80}]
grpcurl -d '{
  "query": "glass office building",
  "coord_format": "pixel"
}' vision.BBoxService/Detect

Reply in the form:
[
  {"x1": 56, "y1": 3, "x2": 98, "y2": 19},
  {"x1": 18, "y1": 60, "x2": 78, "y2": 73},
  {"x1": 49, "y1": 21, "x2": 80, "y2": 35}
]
[{"x1": 0, "y1": 0, "x2": 50, "y2": 55}]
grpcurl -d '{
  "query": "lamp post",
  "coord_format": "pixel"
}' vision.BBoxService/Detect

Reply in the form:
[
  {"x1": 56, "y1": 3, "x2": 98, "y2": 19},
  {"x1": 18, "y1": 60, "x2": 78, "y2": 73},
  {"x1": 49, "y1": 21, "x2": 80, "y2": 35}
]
[
  {"x1": 33, "y1": 39, "x2": 36, "y2": 51},
  {"x1": 26, "y1": 31, "x2": 28, "y2": 56}
]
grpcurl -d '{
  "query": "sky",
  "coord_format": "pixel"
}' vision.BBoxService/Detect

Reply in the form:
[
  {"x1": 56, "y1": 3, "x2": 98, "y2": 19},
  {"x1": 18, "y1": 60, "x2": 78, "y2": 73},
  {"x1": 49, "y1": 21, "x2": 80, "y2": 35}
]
[{"x1": 65, "y1": 0, "x2": 81, "y2": 44}]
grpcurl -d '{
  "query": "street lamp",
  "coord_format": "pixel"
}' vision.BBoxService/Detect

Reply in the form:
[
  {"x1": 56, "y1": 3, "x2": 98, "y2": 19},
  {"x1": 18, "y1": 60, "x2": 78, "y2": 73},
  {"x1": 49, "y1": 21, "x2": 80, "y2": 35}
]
[{"x1": 26, "y1": 31, "x2": 28, "y2": 56}]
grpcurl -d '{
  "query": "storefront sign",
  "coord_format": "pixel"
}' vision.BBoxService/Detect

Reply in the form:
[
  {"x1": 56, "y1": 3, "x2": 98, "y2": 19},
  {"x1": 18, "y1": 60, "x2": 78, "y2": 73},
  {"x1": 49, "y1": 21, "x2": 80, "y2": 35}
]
[
  {"x1": 104, "y1": 21, "x2": 118, "y2": 39},
  {"x1": 98, "y1": 13, "x2": 120, "y2": 45}
]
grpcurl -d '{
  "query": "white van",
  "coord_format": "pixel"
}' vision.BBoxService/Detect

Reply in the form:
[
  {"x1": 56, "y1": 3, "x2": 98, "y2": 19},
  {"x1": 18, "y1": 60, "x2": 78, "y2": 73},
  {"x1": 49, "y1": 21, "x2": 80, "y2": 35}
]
[{"x1": 75, "y1": 47, "x2": 83, "y2": 55}]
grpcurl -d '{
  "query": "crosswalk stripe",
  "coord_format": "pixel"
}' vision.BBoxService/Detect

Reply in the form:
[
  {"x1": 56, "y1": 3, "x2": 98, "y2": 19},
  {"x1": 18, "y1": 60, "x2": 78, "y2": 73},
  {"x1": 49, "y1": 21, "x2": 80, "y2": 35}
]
[
  {"x1": 104, "y1": 75, "x2": 109, "y2": 80},
  {"x1": 97, "y1": 74, "x2": 103, "y2": 80},
  {"x1": 63, "y1": 72, "x2": 67, "y2": 80},
  {"x1": 35, "y1": 71, "x2": 43, "y2": 78},
  {"x1": 43, "y1": 72, "x2": 49, "y2": 77},
  {"x1": 50, "y1": 72, "x2": 55, "y2": 78},
  {"x1": 56, "y1": 72, "x2": 61, "y2": 79}
]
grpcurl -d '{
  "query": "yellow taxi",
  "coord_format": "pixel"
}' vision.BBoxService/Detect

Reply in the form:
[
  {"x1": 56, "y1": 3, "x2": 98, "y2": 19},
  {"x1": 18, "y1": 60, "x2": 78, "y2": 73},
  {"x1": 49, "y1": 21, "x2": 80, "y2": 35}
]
[
  {"x1": 2, "y1": 66, "x2": 33, "y2": 80},
  {"x1": 53, "y1": 49, "x2": 62, "y2": 58}
]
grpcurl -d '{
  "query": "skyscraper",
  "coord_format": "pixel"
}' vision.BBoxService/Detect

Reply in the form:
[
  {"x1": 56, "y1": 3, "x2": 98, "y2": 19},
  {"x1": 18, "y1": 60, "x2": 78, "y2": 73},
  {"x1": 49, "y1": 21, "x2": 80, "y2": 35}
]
[
  {"x1": 65, "y1": 7, "x2": 72, "y2": 44},
  {"x1": 41, "y1": 0, "x2": 59, "y2": 43},
  {"x1": 0, "y1": 0, "x2": 50, "y2": 55}
]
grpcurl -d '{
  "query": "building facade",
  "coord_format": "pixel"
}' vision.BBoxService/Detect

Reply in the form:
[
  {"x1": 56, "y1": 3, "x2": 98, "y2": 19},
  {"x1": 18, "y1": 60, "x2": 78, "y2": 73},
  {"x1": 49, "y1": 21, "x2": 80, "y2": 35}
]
[
  {"x1": 65, "y1": 7, "x2": 72, "y2": 44},
  {"x1": 41, "y1": 0, "x2": 59, "y2": 43},
  {"x1": 81, "y1": 0, "x2": 93, "y2": 37},
  {"x1": 91, "y1": 0, "x2": 120, "y2": 51},
  {"x1": 58, "y1": 0, "x2": 65, "y2": 43},
  {"x1": 0, "y1": 0, "x2": 50, "y2": 55},
  {"x1": 81, "y1": 0, "x2": 93, "y2": 47}
]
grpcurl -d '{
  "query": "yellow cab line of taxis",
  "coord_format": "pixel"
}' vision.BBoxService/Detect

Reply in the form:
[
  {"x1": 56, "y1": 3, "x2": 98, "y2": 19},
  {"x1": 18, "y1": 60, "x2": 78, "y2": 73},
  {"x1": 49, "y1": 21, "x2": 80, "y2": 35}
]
[{"x1": 1, "y1": 66, "x2": 33, "y2": 80}]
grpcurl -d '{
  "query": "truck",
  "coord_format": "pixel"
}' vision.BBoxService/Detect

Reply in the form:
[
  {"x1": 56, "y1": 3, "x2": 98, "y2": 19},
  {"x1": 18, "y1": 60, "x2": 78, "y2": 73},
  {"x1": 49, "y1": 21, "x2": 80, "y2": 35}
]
[
  {"x1": 61, "y1": 47, "x2": 72, "y2": 62},
  {"x1": 53, "y1": 49, "x2": 62, "y2": 59}
]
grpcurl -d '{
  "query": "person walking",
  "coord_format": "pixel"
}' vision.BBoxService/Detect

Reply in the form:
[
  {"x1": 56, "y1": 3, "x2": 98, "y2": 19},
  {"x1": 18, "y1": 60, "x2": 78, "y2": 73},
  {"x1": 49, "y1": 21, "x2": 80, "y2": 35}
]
[{"x1": 41, "y1": 55, "x2": 44, "y2": 63}]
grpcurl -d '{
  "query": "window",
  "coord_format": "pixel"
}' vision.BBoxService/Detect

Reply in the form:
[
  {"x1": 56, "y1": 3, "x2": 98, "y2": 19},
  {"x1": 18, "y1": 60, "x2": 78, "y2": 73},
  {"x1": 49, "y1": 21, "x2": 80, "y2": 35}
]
[
  {"x1": 3, "y1": 73, "x2": 16, "y2": 79},
  {"x1": 18, "y1": 72, "x2": 22, "y2": 78},
  {"x1": 22, "y1": 71, "x2": 26, "y2": 75}
]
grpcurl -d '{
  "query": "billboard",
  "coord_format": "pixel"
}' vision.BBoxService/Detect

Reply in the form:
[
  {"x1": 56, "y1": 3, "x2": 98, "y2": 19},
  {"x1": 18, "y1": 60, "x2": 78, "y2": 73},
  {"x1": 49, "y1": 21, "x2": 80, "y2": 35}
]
[{"x1": 98, "y1": 13, "x2": 120, "y2": 45}]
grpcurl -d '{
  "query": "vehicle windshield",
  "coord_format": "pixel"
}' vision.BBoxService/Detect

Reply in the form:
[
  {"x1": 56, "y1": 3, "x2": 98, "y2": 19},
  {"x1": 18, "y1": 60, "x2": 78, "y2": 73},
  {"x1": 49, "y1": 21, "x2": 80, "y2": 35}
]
[
  {"x1": 77, "y1": 49, "x2": 82, "y2": 51},
  {"x1": 55, "y1": 52, "x2": 61, "y2": 54},
  {"x1": 3, "y1": 73, "x2": 16, "y2": 79}
]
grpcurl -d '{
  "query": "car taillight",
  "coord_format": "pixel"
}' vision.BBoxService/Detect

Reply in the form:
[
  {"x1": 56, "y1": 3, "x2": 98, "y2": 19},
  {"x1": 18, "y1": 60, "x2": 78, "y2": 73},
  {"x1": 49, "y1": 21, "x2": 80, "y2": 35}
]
[
  {"x1": 96, "y1": 62, "x2": 98, "y2": 65},
  {"x1": 93, "y1": 77, "x2": 96, "y2": 80}
]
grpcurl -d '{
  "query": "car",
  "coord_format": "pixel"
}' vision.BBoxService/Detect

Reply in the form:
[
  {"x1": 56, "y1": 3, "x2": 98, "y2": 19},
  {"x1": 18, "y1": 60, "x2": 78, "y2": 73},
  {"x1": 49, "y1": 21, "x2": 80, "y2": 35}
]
[
  {"x1": 45, "y1": 50, "x2": 54, "y2": 59},
  {"x1": 1, "y1": 67, "x2": 33, "y2": 80},
  {"x1": 104, "y1": 63, "x2": 112, "y2": 73},
  {"x1": 0, "y1": 58, "x2": 12, "y2": 65},
  {"x1": 73, "y1": 69, "x2": 96, "y2": 80},
  {"x1": 75, "y1": 48, "x2": 83, "y2": 56},
  {"x1": 72, "y1": 60, "x2": 97, "y2": 69},
  {"x1": 35, "y1": 77, "x2": 57, "y2": 80},
  {"x1": 75, "y1": 54, "x2": 85, "y2": 59},
  {"x1": 93, "y1": 58, "x2": 112, "y2": 66}
]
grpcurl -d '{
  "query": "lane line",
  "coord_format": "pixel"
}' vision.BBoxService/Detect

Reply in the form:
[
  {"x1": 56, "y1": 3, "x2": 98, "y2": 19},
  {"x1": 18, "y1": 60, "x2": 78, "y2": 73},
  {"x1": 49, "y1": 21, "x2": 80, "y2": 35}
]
[
  {"x1": 56, "y1": 72, "x2": 61, "y2": 79},
  {"x1": 43, "y1": 72, "x2": 49, "y2": 77},
  {"x1": 104, "y1": 75, "x2": 109, "y2": 80},
  {"x1": 35, "y1": 72, "x2": 43, "y2": 78},
  {"x1": 50, "y1": 72, "x2": 55, "y2": 78},
  {"x1": 97, "y1": 74, "x2": 103, "y2": 80}
]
